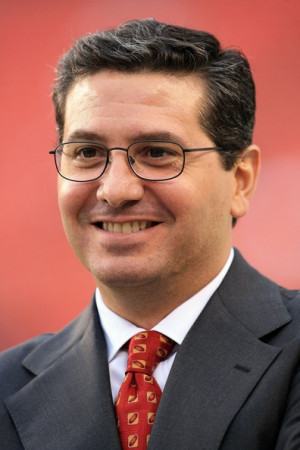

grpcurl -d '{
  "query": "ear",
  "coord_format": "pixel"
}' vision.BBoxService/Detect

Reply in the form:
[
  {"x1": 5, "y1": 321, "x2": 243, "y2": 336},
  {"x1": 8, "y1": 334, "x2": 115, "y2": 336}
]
[{"x1": 230, "y1": 145, "x2": 261, "y2": 220}]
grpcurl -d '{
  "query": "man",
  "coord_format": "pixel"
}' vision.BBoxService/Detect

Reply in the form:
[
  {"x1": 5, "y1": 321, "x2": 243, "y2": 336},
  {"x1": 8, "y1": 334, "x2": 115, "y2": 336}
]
[{"x1": 0, "y1": 19, "x2": 299, "y2": 449}]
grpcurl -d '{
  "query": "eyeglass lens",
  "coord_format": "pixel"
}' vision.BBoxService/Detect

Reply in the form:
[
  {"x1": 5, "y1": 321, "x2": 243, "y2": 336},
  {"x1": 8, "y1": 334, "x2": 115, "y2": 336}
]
[{"x1": 54, "y1": 141, "x2": 185, "y2": 181}]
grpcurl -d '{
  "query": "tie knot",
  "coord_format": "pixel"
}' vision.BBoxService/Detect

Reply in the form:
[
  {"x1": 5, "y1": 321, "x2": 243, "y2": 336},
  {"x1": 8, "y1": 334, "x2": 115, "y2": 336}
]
[{"x1": 126, "y1": 331, "x2": 175, "y2": 375}]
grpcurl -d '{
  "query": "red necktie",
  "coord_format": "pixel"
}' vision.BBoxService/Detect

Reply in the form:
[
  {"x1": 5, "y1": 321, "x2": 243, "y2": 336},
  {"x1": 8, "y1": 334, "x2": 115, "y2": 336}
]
[{"x1": 115, "y1": 331, "x2": 175, "y2": 449}]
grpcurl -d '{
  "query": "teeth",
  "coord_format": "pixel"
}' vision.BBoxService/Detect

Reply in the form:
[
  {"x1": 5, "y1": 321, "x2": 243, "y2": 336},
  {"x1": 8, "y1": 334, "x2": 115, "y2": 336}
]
[
  {"x1": 101, "y1": 221, "x2": 149, "y2": 233},
  {"x1": 132, "y1": 221, "x2": 140, "y2": 232},
  {"x1": 122, "y1": 222, "x2": 132, "y2": 233},
  {"x1": 113, "y1": 223, "x2": 122, "y2": 233}
]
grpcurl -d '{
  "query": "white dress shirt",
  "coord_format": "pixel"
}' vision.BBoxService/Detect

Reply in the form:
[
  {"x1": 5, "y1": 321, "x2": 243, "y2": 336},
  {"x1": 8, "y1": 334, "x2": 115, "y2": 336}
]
[{"x1": 95, "y1": 249, "x2": 234, "y2": 401}]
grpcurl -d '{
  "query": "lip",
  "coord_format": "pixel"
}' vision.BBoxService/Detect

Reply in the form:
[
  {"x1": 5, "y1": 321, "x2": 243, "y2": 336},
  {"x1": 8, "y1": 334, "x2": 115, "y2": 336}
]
[{"x1": 90, "y1": 220, "x2": 164, "y2": 248}]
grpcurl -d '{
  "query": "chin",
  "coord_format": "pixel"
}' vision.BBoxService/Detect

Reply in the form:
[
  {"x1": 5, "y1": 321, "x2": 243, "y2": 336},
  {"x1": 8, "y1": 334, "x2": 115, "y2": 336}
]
[{"x1": 91, "y1": 266, "x2": 159, "y2": 289}]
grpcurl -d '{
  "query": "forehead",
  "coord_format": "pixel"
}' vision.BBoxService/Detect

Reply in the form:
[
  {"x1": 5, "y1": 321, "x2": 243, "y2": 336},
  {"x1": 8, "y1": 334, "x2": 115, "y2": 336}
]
[{"x1": 63, "y1": 70, "x2": 207, "y2": 143}]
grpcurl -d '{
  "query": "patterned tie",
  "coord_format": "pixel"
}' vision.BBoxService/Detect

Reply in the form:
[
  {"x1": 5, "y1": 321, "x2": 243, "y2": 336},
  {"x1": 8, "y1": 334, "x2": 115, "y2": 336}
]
[{"x1": 115, "y1": 331, "x2": 175, "y2": 449}]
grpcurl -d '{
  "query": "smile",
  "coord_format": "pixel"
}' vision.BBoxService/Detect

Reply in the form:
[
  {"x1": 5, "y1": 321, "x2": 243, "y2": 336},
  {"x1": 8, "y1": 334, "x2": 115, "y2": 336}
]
[{"x1": 97, "y1": 221, "x2": 155, "y2": 233}]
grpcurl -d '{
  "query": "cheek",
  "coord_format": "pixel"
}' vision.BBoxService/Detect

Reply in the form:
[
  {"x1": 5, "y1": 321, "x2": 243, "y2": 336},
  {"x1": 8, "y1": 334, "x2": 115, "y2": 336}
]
[
  {"x1": 57, "y1": 180, "x2": 90, "y2": 224},
  {"x1": 173, "y1": 171, "x2": 233, "y2": 230}
]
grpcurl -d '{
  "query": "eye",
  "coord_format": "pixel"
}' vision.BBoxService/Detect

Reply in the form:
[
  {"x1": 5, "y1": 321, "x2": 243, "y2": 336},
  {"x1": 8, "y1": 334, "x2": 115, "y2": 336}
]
[
  {"x1": 131, "y1": 143, "x2": 181, "y2": 171},
  {"x1": 140, "y1": 145, "x2": 181, "y2": 161},
  {"x1": 76, "y1": 145, "x2": 102, "y2": 159},
  {"x1": 147, "y1": 146, "x2": 171, "y2": 158},
  {"x1": 66, "y1": 143, "x2": 107, "y2": 168}
]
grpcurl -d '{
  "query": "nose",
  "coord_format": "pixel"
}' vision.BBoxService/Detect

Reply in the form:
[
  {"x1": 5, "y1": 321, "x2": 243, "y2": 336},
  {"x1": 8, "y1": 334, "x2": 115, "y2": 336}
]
[{"x1": 96, "y1": 151, "x2": 144, "y2": 208}]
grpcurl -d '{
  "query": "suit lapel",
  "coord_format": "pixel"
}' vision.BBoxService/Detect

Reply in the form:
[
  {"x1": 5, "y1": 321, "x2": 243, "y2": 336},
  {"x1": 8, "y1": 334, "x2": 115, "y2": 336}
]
[
  {"x1": 148, "y1": 251, "x2": 291, "y2": 449},
  {"x1": 5, "y1": 301, "x2": 121, "y2": 450}
]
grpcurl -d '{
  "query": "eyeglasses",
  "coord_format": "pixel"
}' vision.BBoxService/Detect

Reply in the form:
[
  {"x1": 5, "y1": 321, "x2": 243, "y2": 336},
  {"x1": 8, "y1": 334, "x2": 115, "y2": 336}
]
[{"x1": 49, "y1": 140, "x2": 222, "y2": 182}]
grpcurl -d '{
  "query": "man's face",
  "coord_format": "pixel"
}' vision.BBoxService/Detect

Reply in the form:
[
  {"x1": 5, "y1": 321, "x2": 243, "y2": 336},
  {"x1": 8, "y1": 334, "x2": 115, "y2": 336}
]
[{"x1": 58, "y1": 70, "x2": 238, "y2": 297}]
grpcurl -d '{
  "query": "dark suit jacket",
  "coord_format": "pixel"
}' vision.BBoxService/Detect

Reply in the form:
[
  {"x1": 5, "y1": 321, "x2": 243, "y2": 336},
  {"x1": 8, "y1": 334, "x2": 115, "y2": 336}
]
[{"x1": 1, "y1": 250, "x2": 300, "y2": 449}]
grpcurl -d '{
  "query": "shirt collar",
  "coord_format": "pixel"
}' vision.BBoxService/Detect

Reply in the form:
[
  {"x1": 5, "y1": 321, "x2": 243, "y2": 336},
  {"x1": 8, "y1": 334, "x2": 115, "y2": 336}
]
[{"x1": 96, "y1": 248, "x2": 234, "y2": 362}]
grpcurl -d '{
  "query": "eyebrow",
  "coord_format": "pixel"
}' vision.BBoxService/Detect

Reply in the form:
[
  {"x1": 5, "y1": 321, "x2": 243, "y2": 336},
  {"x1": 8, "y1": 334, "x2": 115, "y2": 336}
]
[
  {"x1": 65, "y1": 129, "x2": 185, "y2": 145},
  {"x1": 66, "y1": 130, "x2": 105, "y2": 142}
]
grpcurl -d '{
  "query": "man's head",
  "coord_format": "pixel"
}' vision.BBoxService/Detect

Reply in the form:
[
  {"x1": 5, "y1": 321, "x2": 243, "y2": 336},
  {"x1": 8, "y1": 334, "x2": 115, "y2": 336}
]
[
  {"x1": 53, "y1": 20, "x2": 260, "y2": 316},
  {"x1": 53, "y1": 18, "x2": 255, "y2": 171}
]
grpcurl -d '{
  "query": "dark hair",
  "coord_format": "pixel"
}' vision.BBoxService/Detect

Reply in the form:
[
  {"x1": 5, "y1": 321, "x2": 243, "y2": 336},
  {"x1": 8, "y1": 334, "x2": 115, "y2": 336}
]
[{"x1": 53, "y1": 18, "x2": 255, "y2": 172}]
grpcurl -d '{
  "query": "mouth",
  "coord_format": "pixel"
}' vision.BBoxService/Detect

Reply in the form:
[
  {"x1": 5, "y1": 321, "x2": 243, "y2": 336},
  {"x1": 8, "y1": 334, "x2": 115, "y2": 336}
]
[{"x1": 94, "y1": 221, "x2": 158, "y2": 233}]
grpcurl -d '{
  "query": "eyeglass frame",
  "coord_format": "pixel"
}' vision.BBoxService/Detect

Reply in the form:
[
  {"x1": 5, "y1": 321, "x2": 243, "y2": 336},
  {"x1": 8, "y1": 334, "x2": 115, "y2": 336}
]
[{"x1": 49, "y1": 139, "x2": 225, "y2": 182}]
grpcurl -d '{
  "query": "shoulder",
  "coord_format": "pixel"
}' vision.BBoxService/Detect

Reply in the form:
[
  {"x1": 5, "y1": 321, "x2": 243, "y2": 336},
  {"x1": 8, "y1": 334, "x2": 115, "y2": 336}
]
[
  {"x1": 280, "y1": 286, "x2": 300, "y2": 309},
  {"x1": 1, "y1": 333, "x2": 52, "y2": 361},
  {"x1": 219, "y1": 250, "x2": 300, "y2": 339},
  {"x1": 278, "y1": 286, "x2": 300, "y2": 335},
  {"x1": 0, "y1": 299, "x2": 97, "y2": 400},
  {"x1": 0, "y1": 334, "x2": 53, "y2": 397}
]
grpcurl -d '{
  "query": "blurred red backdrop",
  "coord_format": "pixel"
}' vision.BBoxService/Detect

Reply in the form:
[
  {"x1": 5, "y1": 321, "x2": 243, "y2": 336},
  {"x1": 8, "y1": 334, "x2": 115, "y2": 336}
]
[{"x1": 1, "y1": 0, "x2": 299, "y2": 351}]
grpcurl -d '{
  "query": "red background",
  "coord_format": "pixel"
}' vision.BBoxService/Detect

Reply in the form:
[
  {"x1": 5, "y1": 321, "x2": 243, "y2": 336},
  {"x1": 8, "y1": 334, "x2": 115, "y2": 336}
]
[{"x1": 1, "y1": 0, "x2": 299, "y2": 351}]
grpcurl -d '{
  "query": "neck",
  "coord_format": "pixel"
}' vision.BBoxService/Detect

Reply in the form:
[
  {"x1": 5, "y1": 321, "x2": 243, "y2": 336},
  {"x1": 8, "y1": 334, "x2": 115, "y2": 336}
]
[
  {"x1": 96, "y1": 251, "x2": 231, "y2": 329},
  {"x1": 98, "y1": 282, "x2": 188, "y2": 329}
]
